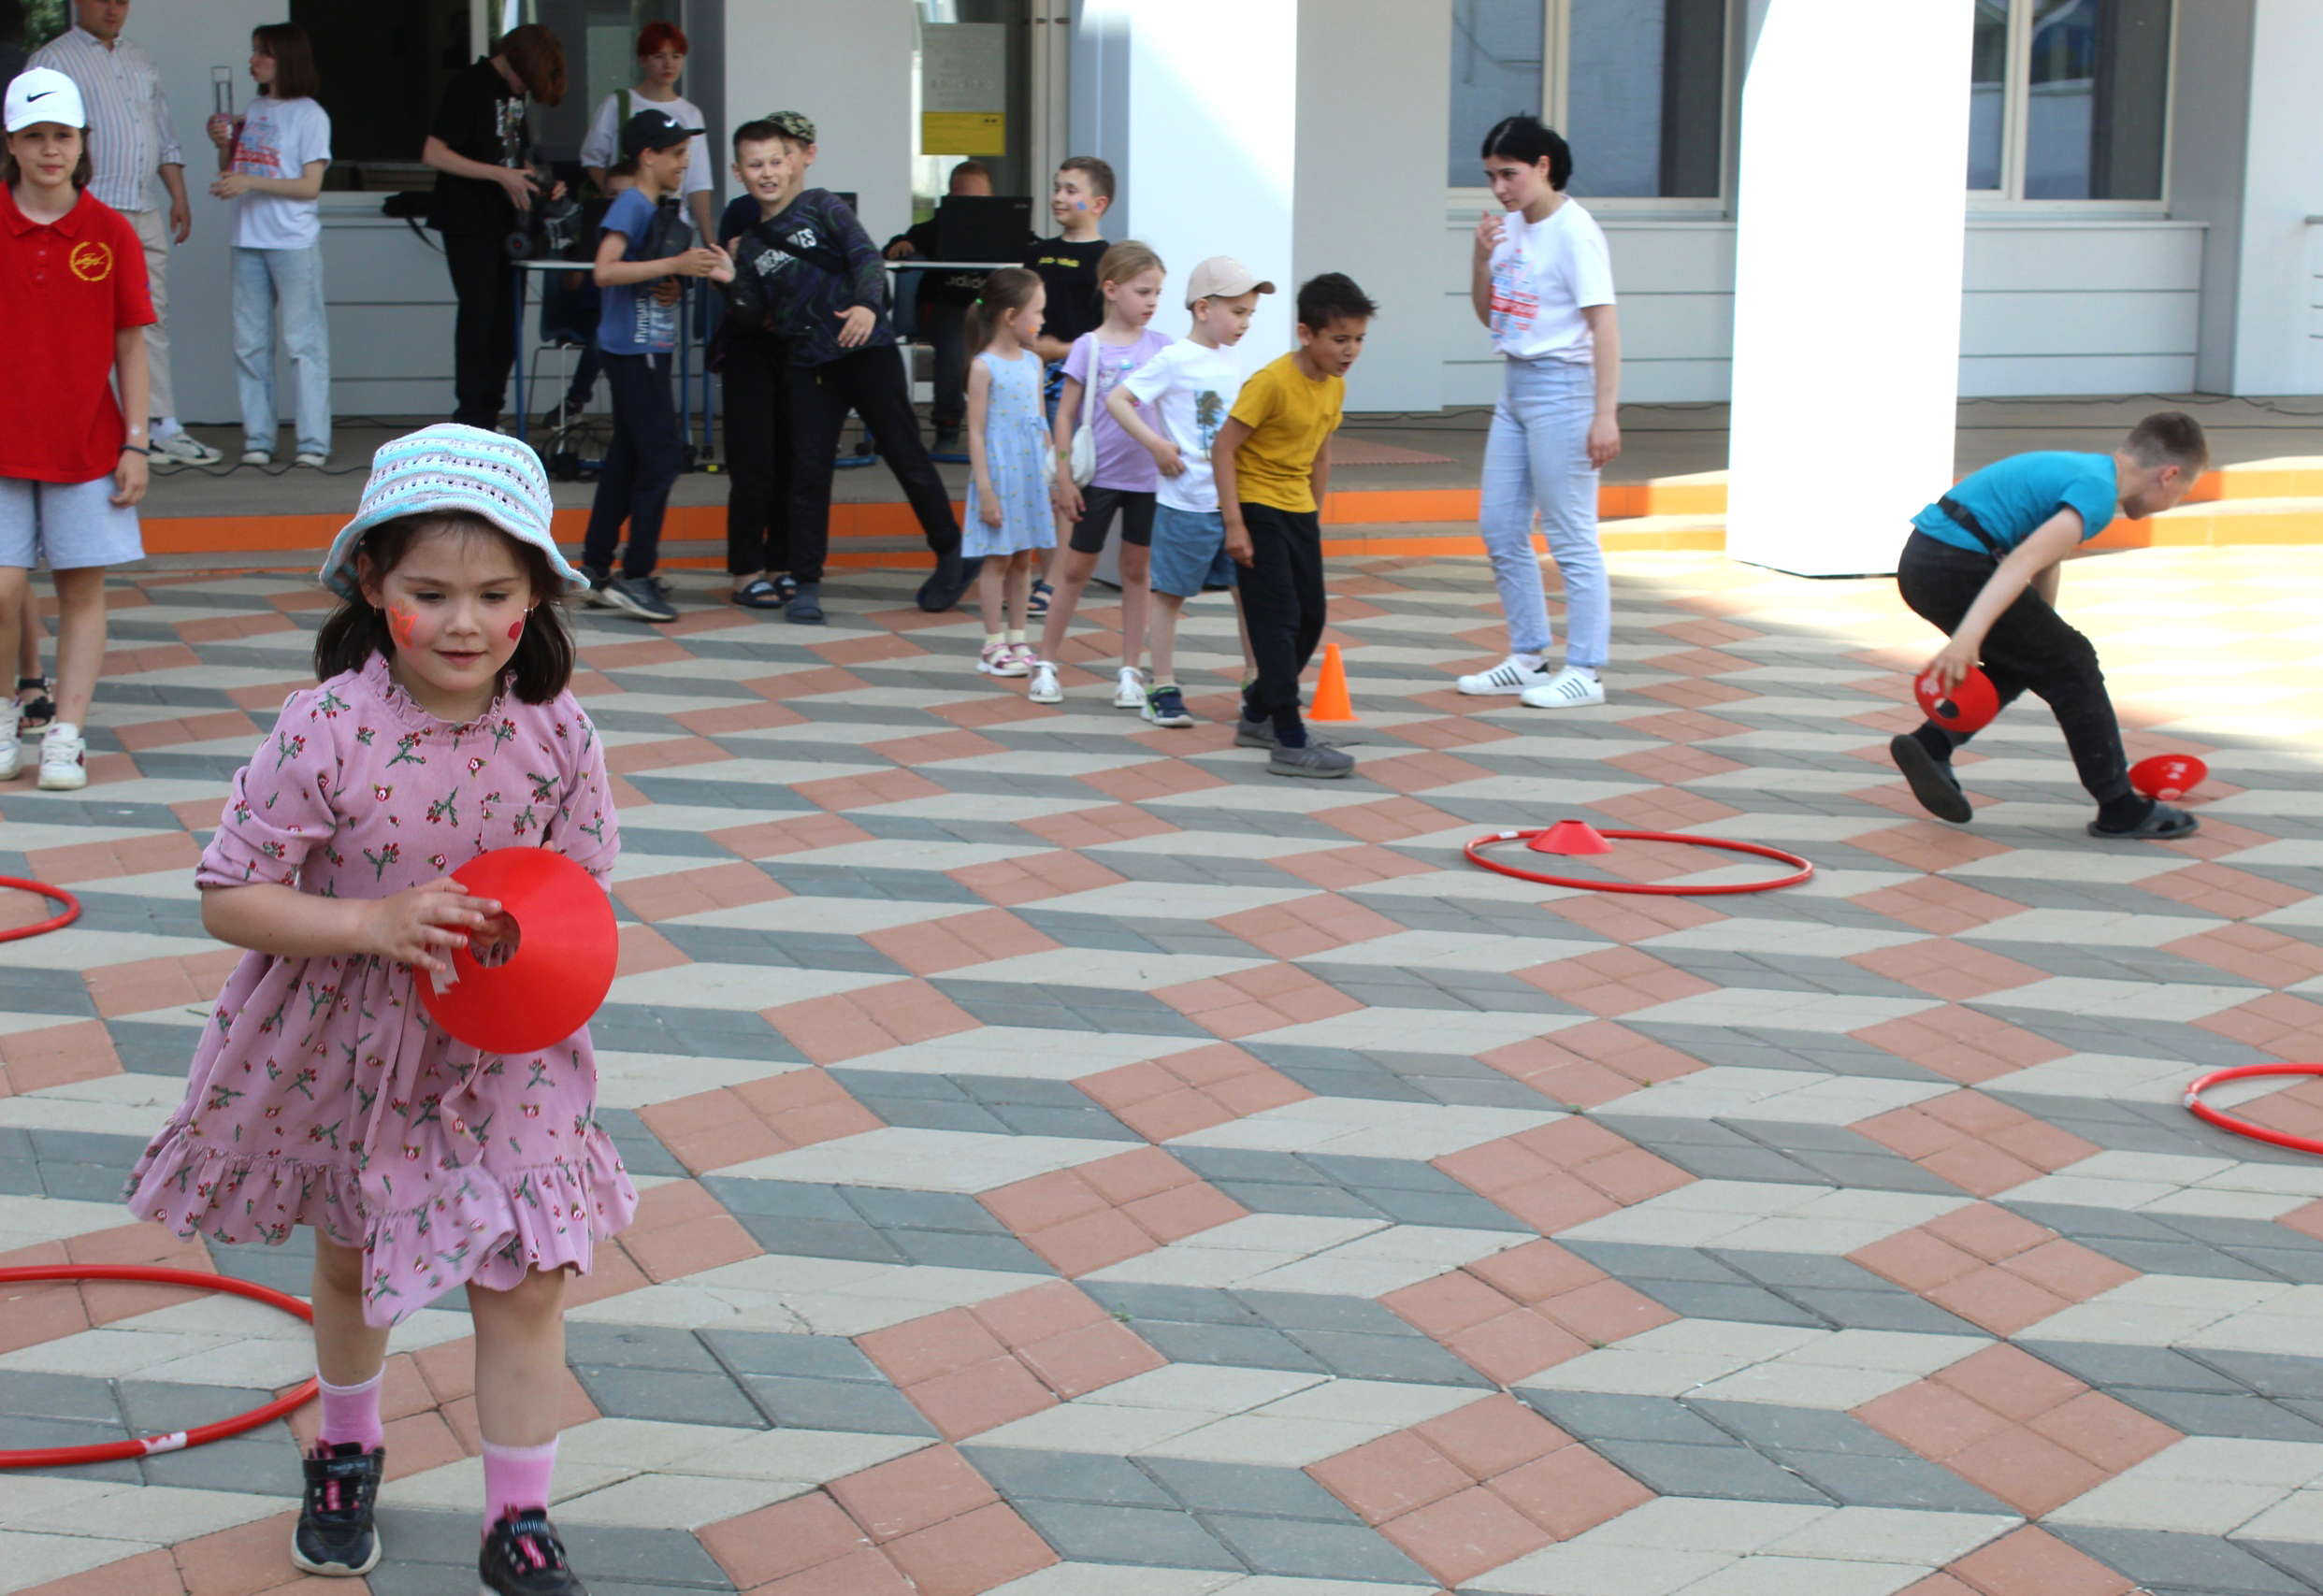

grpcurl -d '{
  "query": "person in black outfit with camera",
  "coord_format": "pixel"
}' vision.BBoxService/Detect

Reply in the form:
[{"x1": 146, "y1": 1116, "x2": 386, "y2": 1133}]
[{"x1": 421, "y1": 24, "x2": 568, "y2": 429}]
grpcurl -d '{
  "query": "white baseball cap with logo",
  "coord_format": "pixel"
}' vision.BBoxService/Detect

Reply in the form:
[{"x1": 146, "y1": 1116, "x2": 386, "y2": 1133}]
[{"x1": 6, "y1": 68, "x2": 89, "y2": 135}]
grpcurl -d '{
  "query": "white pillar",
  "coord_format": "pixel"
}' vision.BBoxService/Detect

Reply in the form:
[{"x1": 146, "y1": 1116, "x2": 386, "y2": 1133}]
[
  {"x1": 1075, "y1": 0, "x2": 1298, "y2": 361},
  {"x1": 2229, "y1": 0, "x2": 2323, "y2": 396},
  {"x1": 1724, "y1": 1, "x2": 1973, "y2": 577},
  {"x1": 723, "y1": 0, "x2": 916, "y2": 249}
]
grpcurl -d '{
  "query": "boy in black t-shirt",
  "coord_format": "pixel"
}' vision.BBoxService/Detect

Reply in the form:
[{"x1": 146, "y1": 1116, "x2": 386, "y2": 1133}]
[
  {"x1": 1021, "y1": 155, "x2": 1113, "y2": 612},
  {"x1": 420, "y1": 24, "x2": 568, "y2": 427}
]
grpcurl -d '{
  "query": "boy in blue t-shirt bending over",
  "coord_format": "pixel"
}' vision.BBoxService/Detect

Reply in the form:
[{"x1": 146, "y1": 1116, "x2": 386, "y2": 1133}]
[{"x1": 1892, "y1": 410, "x2": 2207, "y2": 840}]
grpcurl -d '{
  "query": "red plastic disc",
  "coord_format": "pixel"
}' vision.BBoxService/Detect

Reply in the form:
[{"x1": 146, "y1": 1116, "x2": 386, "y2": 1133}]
[
  {"x1": 2130, "y1": 754, "x2": 2208, "y2": 802},
  {"x1": 414, "y1": 847, "x2": 618, "y2": 1056},
  {"x1": 2185, "y1": 1064, "x2": 2323, "y2": 1157},
  {"x1": 0, "y1": 876, "x2": 80, "y2": 943},
  {"x1": 1913, "y1": 667, "x2": 2000, "y2": 734},
  {"x1": 1464, "y1": 827, "x2": 1815, "y2": 896},
  {"x1": 0, "y1": 1265, "x2": 316, "y2": 1468}
]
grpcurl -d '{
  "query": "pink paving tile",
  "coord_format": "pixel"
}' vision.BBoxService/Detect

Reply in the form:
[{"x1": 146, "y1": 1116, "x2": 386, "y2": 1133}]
[
  {"x1": 1309, "y1": 1431, "x2": 1474, "y2": 1524},
  {"x1": 826, "y1": 1444, "x2": 1002, "y2": 1543},
  {"x1": 1485, "y1": 1444, "x2": 1655, "y2": 1540},
  {"x1": 1374, "y1": 1485, "x2": 1554, "y2": 1587},
  {"x1": 881, "y1": 1502, "x2": 1060, "y2": 1596},
  {"x1": 857, "y1": 1308, "x2": 1009, "y2": 1387},
  {"x1": 1413, "y1": 1395, "x2": 1569, "y2": 1479},
  {"x1": 1944, "y1": 1526, "x2": 2133, "y2": 1596}
]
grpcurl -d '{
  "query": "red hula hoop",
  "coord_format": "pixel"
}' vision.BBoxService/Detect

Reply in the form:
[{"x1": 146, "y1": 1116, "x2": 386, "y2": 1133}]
[
  {"x1": 0, "y1": 876, "x2": 80, "y2": 942},
  {"x1": 1465, "y1": 828, "x2": 1816, "y2": 896},
  {"x1": 2185, "y1": 1064, "x2": 2323, "y2": 1157},
  {"x1": 0, "y1": 1265, "x2": 317, "y2": 1469}
]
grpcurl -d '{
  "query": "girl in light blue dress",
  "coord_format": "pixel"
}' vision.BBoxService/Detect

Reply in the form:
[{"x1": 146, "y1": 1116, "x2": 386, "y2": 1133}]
[{"x1": 962, "y1": 268, "x2": 1058, "y2": 678}]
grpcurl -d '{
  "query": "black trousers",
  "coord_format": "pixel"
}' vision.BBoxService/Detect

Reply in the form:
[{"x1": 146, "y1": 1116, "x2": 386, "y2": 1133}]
[
  {"x1": 442, "y1": 231, "x2": 518, "y2": 428},
  {"x1": 1896, "y1": 529, "x2": 2130, "y2": 805},
  {"x1": 582, "y1": 353, "x2": 679, "y2": 581},
  {"x1": 924, "y1": 301, "x2": 968, "y2": 433},
  {"x1": 723, "y1": 331, "x2": 792, "y2": 577},
  {"x1": 785, "y1": 346, "x2": 960, "y2": 586},
  {"x1": 1238, "y1": 503, "x2": 1326, "y2": 722}
]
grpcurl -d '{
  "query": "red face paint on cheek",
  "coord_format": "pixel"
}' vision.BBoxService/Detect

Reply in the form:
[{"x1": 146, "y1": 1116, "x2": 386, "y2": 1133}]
[
  {"x1": 386, "y1": 606, "x2": 422, "y2": 649},
  {"x1": 507, "y1": 617, "x2": 526, "y2": 640}
]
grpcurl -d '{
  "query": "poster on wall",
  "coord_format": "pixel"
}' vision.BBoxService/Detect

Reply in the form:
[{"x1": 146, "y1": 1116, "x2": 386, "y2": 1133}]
[{"x1": 922, "y1": 22, "x2": 1006, "y2": 154}]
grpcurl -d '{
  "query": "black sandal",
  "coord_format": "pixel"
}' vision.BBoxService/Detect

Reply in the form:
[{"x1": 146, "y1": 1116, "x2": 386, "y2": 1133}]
[
  {"x1": 16, "y1": 676, "x2": 54, "y2": 732},
  {"x1": 730, "y1": 579, "x2": 786, "y2": 611},
  {"x1": 2088, "y1": 801, "x2": 2199, "y2": 841}
]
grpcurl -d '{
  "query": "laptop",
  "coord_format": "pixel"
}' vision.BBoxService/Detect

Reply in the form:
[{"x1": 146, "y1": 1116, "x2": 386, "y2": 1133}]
[{"x1": 934, "y1": 194, "x2": 1034, "y2": 263}]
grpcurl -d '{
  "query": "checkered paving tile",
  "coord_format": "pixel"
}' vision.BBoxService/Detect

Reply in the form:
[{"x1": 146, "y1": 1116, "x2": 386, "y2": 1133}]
[{"x1": 7, "y1": 547, "x2": 2323, "y2": 1595}]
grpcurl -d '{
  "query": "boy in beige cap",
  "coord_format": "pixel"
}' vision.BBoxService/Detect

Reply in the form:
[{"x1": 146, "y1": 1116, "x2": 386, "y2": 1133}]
[{"x1": 1105, "y1": 255, "x2": 1269, "y2": 728}]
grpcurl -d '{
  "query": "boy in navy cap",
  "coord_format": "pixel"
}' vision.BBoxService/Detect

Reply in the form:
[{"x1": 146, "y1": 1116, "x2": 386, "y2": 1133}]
[{"x1": 578, "y1": 108, "x2": 729, "y2": 621}]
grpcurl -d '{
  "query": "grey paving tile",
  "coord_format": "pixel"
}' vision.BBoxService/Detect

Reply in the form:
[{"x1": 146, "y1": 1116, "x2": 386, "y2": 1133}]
[
  {"x1": 1235, "y1": 1291, "x2": 1418, "y2": 1336},
  {"x1": 1586, "y1": 1438, "x2": 1831, "y2": 1504},
  {"x1": 1011, "y1": 1498, "x2": 1243, "y2": 1571},
  {"x1": 1691, "y1": 1402, "x2": 1913, "y2": 1458},
  {"x1": 1131, "y1": 1319, "x2": 1329, "y2": 1373},
  {"x1": 1285, "y1": 1329, "x2": 1491, "y2": 1388},
  {"x1": 700, "y1": 1330, "x2": 886, "y2": 1382},
  {"x1": 839, "y1": 1186, "x2": 1009, "y2": 1233},
  {"x1": 963, "y1": 1446, "x2": 1176, "y2": 1508},
  {"x1": 2022, "y1": 1340, "x2": 2247, "y2": 1395},
  {"x1": 1518, "y1": 1390, "x2": 1737, "y2": 1447},
  {"x1": 887, "y1": 1226, "x2": 1057, "y2": 1273},
  {"x1": 737, "y1": 1373, "x2": 936, "y2": 1435},
  {"x1": 2050, "y1": 1527, "x2": 2310, "y2": 1594},
  {"x1": 566, "y1": 1323, "x2": 724, "y2": 1373},
  {"x1": 140, "y1": 1435, "x2": 301, "y2": 1495},
  {"x1": 1093, "y1": 1283, "x2": 1266, "y2": 1327},
  {"x1": 2117, "y1": 1388, "x2": 2323, "y2": 1443},
  {"x1": 0, "y1": 1369, "x2": 119, "y2": 1424},
  {"x1": 1138, "y1": 1458, "x2": 1360, "y2": 1522},
  {"x1": 2196, "y1": 1350, "x2": 2323, "y2": 1402},
  {"x1": 1200, "y1": 1514, "x2": 1433, "y2": 1582},
  {"x1": 569, "y1": 1365, "x2": 766, "y2": 1430},
  {"x1": 1624, "y1": 1277, "x2": 1827, "y2": 1327}
]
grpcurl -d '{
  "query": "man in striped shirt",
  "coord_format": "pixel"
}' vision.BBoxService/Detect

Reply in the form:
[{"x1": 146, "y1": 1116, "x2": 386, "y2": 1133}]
[{"x1": 32, "y1": 0, "x2": 223, "y2": 465}]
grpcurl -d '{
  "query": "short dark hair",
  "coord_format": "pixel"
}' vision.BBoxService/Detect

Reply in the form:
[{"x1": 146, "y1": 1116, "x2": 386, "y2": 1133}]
[
  {"x1": 731, "y1": 118, "x2": 801, "y2": 156},
  {"x1": 252, "y1": 23, "x2": 322, "y2": 103},
  {"x1": 948, "y1": 159, "x2": 991, "y2": 188},
  {"x1": 1297, "y1": 272, "x2": 1378, "y2": 333},
  {"x1": 497, "y1": 23, "x2": 568, "y2": 108},
  {"x1": 1480, "y1": 114, "x2": 1574, "y2": 191},
  {"x1": 2125, "y1": 410, "x2": 2210, "y2": 475},
  {"x1": 313, "y1": 514, "x2": 575, "y2": 704},
  {"x1": 1059, "y1": 154, "x2": 1116, "y2": 205}
]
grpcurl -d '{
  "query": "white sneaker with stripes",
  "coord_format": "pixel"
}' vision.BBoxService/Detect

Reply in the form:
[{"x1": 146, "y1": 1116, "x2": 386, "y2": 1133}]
[
  {"x1": 1455, "y1": 655, "x2": 1554, "y2": 696},
  {"x1": 1519, "y1": 667, "x2": 1606, "y2": 710}
]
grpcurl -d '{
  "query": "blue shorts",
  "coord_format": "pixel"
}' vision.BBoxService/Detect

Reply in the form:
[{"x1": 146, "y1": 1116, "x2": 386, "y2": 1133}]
[{"x1": 1149, "y1": 504, "x2": 1236, "y2": 598}]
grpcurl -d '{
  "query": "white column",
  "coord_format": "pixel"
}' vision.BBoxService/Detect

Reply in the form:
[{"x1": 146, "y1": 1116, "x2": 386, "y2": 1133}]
[
  {"x1": 1724, "y1": 1, "x2": 1973, "y2": 577},
  {"x1": 723, "y1": 0, "x2": 916, "y2": 248},
  {"x1": 1075, "y1": 0, "x2": 1298, "y2": 361},
  {"x1": 2229, "y1": 0, "x2": 2323, "y2": 396}
]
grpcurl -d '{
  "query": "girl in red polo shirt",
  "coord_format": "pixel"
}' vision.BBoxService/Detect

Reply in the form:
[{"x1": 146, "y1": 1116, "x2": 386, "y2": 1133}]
[{"x1": 0, "y1": 67, "x2": 154, "y2": 790}]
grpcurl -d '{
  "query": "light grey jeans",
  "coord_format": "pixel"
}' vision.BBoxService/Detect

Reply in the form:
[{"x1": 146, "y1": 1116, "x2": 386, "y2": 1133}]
[
  {"x1": 1478, "y1": 354, "x2": 1608, "y2": 668},
  {"x1": 232, "y1": 244, "x2": 332, "y2": 458}
]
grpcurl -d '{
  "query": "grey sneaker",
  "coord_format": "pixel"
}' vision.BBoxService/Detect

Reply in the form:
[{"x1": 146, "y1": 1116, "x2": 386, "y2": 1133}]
[
  {"x1": 579, "y1": 567, "x2": 617, "y2": 608},
  {"x1": 600, "y1": 575, "x2": 677, "y2": 622},
  {"x1": 1234, "y1": 717, "x2": 1277, "y2": 749},
  {"x1": 1268, "y1": 741, "x2": 1354, "y2": 779}
]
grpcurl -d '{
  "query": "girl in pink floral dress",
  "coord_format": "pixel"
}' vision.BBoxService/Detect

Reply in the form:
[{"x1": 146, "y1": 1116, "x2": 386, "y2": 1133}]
[{"x1": 125, "y1": 425, "x2": 630, "y2": 1596}]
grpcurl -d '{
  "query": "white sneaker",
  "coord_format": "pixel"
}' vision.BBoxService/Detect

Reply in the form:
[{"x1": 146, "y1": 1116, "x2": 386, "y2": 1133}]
[
  {"x1": 1457, "y1": 655, "x2": 1554, "y2": 696},
  {"x1": 1028, "y1": 662, "x2": 1063, "y2": 704},
  {"x1": 295, "y1": 452, "x2": 330, "y2": 468},
  {"x1": 152, "y1": 431, "x2": 224, "y2": 466},
  {"x1": 1518, "y1": 667, "x2": 1607, "y2": 711},
  {"x1": 240, "y1": 449, "x2": 273, "y2": 467},
  {"x1": 38, "y1": 722, "x2": 87, "y2": 790},
  {"x1": 1113, "y1": 667, "x2": 1146, "y2": 709},
  {"x1": 0, "y1": 700, "x2": 20, "y2": 781}
]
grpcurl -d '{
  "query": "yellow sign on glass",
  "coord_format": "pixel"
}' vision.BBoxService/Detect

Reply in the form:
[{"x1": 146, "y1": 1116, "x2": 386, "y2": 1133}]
[{"x1": 922, "y1": 111, "x2": 1006, "y2": 155}]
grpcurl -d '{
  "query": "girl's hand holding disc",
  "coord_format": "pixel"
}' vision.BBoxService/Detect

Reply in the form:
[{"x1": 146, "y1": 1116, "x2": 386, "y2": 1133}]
[{"x1": 356, "y1": 879, "x2": 504, "y2": 975}]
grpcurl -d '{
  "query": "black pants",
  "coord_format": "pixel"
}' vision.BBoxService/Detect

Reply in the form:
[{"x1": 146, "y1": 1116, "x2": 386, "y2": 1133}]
[
  {"x1": 442, "y1": 231, "x2": 518, "y2": 428},
  {"x1": 786, "y1": 346, "x2": 960, "y2": 586},
  {"x1": 1238, "y1": 503, "x2": 1326, "y2": 723},
  {"x1": 925, "y1": 301, "x2": 968, "y2": 433},
  {"x1": 582, "y1": 352, "x2": 679, "y2": 581},
  {"x1": 1896, "y1": 529, "x2": 2130, "y2": 805},
  {"x1": 723, "y1": 330, "x2": 792, "y2": 577}
]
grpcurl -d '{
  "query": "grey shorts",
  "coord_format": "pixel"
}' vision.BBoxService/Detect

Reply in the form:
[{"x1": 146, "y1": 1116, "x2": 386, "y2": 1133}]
[{"x1": 0, "y1": 474, "x2": 145, "y2": 570}]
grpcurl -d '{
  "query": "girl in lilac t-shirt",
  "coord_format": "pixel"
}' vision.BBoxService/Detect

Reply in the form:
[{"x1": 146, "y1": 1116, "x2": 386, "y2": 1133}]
[{"x1": 1029, "y1": 241, "x2": 1171, "y2": 712}]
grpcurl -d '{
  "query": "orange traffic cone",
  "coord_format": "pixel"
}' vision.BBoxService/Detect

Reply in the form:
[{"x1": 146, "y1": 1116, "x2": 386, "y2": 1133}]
[
  {"x1": 1528, "y1": 819, "x2": 1612, "y2": 856},
  {"x1": 1310, "y1": 643, "x2": 1356, "y2": 722}
]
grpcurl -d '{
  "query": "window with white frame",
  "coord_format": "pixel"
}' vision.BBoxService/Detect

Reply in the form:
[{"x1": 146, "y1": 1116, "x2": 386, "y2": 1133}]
[
  {"x1": 1970, "y1": 0, "x2": 2172, "y2": 201},
  {"x1": 1447, "y1": 0, "x2": 1725, "y2": 197}
]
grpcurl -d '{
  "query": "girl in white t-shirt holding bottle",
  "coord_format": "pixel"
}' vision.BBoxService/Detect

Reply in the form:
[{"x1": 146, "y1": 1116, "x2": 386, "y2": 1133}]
[
  {"x1": 206, "y1": 23, "x2": 333, "y2": 467},
  {"x1": 1457, "y1": 115, "x2": 1623, "y2": 711}
]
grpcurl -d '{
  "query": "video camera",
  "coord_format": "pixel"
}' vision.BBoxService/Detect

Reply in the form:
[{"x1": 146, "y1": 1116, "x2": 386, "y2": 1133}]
[{"x1": 505, "y1": 153, "x2": 583, "y2": 261}]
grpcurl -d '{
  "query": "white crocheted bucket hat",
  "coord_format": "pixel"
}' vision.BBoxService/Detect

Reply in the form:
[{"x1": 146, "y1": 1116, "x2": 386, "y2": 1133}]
[{"x1": 318, "y1": 424, "x2": 581, "y2": 601}]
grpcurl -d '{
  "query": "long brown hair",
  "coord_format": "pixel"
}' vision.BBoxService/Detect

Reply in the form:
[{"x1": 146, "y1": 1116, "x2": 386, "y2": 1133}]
[
  {"x1": 497, "y1": 23, "x2": 568, "y2": 108},
  {"x1": 252, "y1": 23, "x2": 322, "y2": 102},
  {"x1": 314, "y1": 514, "x2": 575, "y2": 704},
  {"x1": 2, "y1": 126, "x2": 92, "y2": 191},
  {"x1": 965, "y1": 266, "x2": 1042, "y2": 372}
]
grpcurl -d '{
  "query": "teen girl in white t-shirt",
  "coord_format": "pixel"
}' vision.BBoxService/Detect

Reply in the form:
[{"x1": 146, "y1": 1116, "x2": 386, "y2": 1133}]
[
  {"x1": 1457, "y1": 114, "x2": 1623, "y2": 711},
  {"x1": 206, "y1": 22, "x2": 333, "y2": 467}
]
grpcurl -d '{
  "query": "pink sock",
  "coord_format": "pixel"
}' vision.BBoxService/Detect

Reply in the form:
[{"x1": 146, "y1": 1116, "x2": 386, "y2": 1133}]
[
  {"x1": 482, "y1": 1436, "x2": 559, "y2": 1529},
  {"x1": 315, "y1": 1370, "x2": 384, "y2": 1453}
]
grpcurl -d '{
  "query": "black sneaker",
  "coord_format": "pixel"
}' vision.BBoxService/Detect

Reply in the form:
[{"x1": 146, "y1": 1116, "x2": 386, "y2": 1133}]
[
  {"x1": 1889, "y1": 733, "x2": 1971, "y2": 825},
  {"x1": 578, "y1": 567, "x2": 616, "y2": 609},
  {"x1": 599, "y1": 575, "x2": 677, "y2": 623},
  {"x1": 481, "y1": 1508, "x2": 587, "y2": 1595},
  {"x1": 916, "y1": 554, "x2": 977, "y2": 613},
  {"x1": 292, "y1": 1442, "x2": 383, "y2": 1577}
]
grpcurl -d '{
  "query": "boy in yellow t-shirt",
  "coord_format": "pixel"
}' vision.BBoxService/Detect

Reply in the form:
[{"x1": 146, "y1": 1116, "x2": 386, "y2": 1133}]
[{"x1": 1214, "y1": 273, "x2": 1377, "y2": 778}]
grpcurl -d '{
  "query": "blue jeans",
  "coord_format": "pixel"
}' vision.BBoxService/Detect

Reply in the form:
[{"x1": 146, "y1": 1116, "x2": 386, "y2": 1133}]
[
  {"x1": 583, "y1": 352, "x2": 679, "y2": 580},
  {"x1": 231, "y1": 245, "x2": 331, "y2": 457},
  {"x1": 1479, "y1": 355, "x2": 1607, "y2": 667}
]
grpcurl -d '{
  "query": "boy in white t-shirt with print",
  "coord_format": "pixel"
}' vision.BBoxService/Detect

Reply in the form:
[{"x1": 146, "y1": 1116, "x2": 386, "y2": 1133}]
[{"x1": 1106, "y1": 256, "x2": 1269, "y2": 728}]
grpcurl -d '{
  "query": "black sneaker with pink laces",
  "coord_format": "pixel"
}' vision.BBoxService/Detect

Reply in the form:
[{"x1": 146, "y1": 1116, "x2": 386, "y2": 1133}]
[
  {"x1": 481, "y1": 1507, "x2": 588, "y2": 1594},
  {"x1": 292, "y1": 1442, "x2": 383, "y2": 1576}
]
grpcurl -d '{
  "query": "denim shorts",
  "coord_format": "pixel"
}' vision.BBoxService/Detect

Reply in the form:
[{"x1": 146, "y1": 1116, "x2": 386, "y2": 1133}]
[
  {"x1": 0, "y1": 474, "x2": 144, "y2": 570},
  {"x1": 1148, "y1": 503, "x2": 1235, "y2": 597}
]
